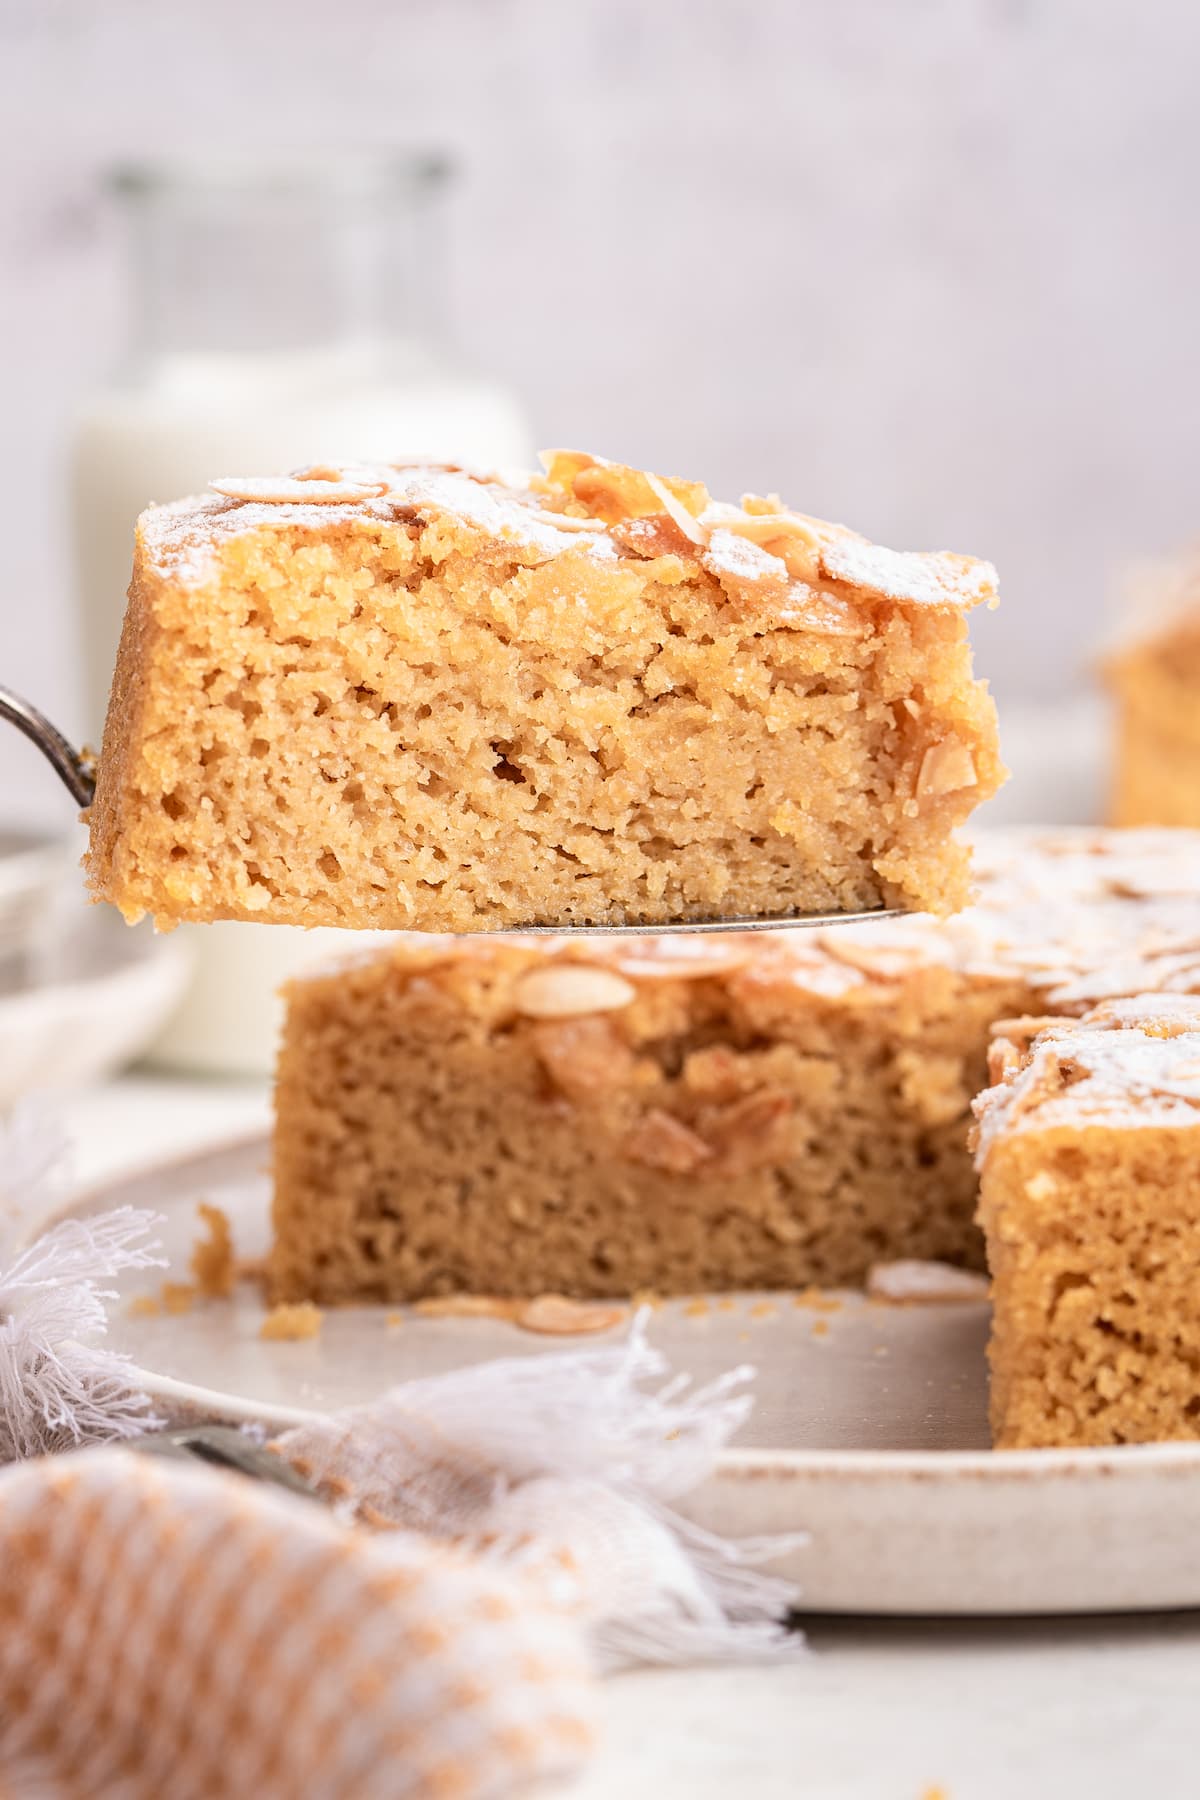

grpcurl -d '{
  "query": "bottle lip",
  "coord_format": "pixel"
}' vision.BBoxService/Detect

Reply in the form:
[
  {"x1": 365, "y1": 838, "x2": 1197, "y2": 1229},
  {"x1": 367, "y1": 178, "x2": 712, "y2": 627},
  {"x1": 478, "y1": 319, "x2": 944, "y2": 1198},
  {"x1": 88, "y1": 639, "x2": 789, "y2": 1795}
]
[{"x1": 109, "y1": 148, "x2": 454, "y2": 200}]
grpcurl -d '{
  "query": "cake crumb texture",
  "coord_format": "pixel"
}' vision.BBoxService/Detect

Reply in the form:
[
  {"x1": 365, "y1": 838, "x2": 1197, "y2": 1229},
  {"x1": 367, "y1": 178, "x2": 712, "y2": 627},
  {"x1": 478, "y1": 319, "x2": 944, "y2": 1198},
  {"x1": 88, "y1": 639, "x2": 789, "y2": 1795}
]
[
  {"x1": 189, "y1": 1201, "x2": 236, "y2": 1299},
  {"x1": 975, "y1": 995, "x2": 1200, "y2": 1448},
  {"x1": 86, "y1": 452, "x2": 1003, "y2": 930}
]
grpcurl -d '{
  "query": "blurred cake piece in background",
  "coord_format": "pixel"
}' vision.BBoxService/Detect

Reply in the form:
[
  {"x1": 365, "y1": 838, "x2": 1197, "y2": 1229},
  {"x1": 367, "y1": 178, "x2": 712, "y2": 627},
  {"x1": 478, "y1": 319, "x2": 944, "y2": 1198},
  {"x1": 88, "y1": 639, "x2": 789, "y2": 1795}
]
[
  {"x1": 1104, "y1": 551, "x2": 1200, "y2": 827},
  {"x1": 85, "y1": 453, "x2": 1005, "y2": 933}
]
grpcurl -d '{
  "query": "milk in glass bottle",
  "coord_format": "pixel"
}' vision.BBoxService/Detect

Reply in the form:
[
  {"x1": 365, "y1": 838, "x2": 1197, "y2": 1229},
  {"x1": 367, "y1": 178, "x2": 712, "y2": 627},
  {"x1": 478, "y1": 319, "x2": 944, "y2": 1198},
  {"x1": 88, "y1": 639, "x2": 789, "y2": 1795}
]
[{"x1": 71, "y1": 153, "x2": 533, "y2": 1074}]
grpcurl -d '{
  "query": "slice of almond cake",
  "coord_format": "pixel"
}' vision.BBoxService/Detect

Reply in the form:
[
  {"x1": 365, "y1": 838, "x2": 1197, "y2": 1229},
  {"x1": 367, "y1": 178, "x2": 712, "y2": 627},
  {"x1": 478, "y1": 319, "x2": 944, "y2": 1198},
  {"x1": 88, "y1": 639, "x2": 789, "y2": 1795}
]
[{"x1": 86, "y1": 453, "x2": 1003, "y2": 930}]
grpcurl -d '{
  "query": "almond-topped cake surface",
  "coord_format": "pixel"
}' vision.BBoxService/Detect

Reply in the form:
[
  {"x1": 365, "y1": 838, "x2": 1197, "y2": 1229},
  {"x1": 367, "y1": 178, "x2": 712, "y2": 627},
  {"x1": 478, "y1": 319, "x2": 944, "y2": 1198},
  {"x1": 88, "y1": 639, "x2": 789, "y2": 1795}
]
[
  {"x1": 268, "y1": 826, "x2": 1200, "y2": 1308},
  {"x1": 975, "y1": 996, "x2": 1200, "y2": 1449},
  {"x1": 85, "y1": 452, "x2": 1003, "y2": 931}
]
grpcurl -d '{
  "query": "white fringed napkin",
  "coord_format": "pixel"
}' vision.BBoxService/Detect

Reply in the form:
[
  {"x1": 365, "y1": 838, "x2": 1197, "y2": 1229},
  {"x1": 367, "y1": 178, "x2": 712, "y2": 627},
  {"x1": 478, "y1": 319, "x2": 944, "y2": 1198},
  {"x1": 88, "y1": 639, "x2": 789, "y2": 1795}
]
[{"x1": 0, "y1": 1110, "x2": 803, "y2": 1797}]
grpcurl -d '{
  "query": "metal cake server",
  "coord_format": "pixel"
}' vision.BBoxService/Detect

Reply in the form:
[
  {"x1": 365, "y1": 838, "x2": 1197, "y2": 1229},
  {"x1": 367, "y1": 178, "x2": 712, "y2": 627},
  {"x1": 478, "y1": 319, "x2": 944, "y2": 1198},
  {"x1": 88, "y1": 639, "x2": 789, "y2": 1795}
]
[
  {"x1": 1, "y1": 684, "x2": 98, "y2": 809},
  {"x1": 0, "y1": 680, "x2": 905, "y2": 931}
]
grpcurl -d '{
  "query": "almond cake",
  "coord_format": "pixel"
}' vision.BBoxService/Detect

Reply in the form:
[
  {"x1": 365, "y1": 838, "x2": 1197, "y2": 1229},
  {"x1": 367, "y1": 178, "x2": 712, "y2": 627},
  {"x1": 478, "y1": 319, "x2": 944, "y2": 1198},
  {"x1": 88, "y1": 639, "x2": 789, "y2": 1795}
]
[
  {"x1": 975, "y1": 997, "x2": 1200, "y2": 1449},
  {"x1": 85, "y1": 453, "x2": 1003, "y2": 931},
  {"x1": 269, "y1": 927, "x2": 1032, "y2": 1304},
  {"x1": 1104, "y1": 553, "x2": 1200, "y2": 829},
  {"x1": 268, "y1": 826, "x2": 1200, "y2": 1309}
]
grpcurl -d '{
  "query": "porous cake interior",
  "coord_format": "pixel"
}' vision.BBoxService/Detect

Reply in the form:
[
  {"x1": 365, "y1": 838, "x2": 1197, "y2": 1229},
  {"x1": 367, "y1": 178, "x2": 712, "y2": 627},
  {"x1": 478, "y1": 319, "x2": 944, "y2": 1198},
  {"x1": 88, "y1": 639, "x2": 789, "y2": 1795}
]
[
  {"x1": 269, "y1": 944, "x2": 1030, "y2": 1304},
  {"x1": 981, "y1": 1128, "x2": 1200, "y2": 1448},
  {"x1": 88, "y1": 461, "x2": 1002, "y2": 930}
]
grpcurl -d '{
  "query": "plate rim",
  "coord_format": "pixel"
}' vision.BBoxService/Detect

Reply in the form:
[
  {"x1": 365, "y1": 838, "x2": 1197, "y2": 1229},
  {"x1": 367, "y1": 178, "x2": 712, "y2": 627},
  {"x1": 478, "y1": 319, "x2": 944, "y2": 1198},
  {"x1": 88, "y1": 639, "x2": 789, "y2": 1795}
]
[{"x1": 56, "y1": 1130, "x2": 1200, "y2": 1485}]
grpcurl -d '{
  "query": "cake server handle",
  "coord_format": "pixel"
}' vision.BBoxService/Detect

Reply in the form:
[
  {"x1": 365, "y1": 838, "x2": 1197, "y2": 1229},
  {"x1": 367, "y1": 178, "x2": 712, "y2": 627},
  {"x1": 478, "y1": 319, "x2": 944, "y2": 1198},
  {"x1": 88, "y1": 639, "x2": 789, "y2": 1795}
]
[{"x1": 0, "y1": 683, "x2": 97, "y2": 808}]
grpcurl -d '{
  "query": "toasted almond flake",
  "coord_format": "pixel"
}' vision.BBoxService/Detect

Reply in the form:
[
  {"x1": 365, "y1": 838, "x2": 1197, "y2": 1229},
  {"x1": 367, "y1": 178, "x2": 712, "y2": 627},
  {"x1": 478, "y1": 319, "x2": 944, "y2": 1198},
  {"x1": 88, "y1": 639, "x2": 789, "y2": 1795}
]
[
  {"x1": 702, "y1": 528, "x2": 791, "y2": 606},
  {"x1": 514, "y1": 1295, "x2": 628, "y2": 1335},
  {"x1": 819, "y1": 938, "x2": 923, "y2": 981},
  {"x1": 866, "y1": 1260, "x2": 989, "y2": 1305},
  {"x1": 776, "y1": 590, "x2": 869, "y2": 638},
  {"x1": 539, "y1": 448, "x2": 602, "y2": 485},
  {"x1": 700, "y1": 505, "x2": 822, "y2": 550},
  {"x1": 209, "y1": 476, "x2": 387, "y2": 505},
  {"x1": 623, "y1": 1108, "x2": 714, "y2": 1175},
  {"x1": 529, "y1": 509, "x2": 606, "y2": 532},
  {"x1": 645, "y1": 472, "x2": 710, "y2": 546},
  {"x1": 614, "y1": 942, "x2": 751, "y2": 980},
  {"x1": 531, "y1": 1016, "x2": 637, "y2": 1100},
  {"x1": 610, "y1": 514, "x2": 703, "y2": 560},
  {"x1": 413, "y1": 1294, "x2": 516, "y2": 1321},
  {"x1": 917, "y1": 741, "x2": 979, "y2": 800},
  {"x1": 822, "y1": 536, "x2": 998, "y2": 610},
  {"x1": 512, "y1": 963, "x2": 637, "y2": 1020},
  {"x1": 699, "y1": 1089, "x2": 794, "y2": 1173}
]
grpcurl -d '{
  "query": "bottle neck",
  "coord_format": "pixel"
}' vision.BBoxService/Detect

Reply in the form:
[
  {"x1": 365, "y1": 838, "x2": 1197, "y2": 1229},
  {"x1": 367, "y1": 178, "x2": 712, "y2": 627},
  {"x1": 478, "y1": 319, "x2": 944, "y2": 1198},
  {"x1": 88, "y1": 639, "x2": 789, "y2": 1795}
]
[{"x1": 117, "y1": 162, "x2": 449, "y2": 366}]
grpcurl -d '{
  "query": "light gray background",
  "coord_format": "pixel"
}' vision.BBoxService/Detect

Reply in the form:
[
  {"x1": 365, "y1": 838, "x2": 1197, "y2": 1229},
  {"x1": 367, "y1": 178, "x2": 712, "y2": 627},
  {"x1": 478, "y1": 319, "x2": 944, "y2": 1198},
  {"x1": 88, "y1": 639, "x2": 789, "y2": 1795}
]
[{"x1": 3, "y1": 0, "x2": 1199, "y2": 819}]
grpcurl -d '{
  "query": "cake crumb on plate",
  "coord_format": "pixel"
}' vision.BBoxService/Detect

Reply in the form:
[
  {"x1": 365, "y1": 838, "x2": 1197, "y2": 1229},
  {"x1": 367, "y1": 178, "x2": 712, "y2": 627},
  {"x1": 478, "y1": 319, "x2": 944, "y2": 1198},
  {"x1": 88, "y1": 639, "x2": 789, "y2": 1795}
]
[
  {"x1": 259, "y1": 1301, "x2": 323, "y2": 1342},
  {"x1": 189, "y1": 1200, "x2": 236, "y2": 1299}
]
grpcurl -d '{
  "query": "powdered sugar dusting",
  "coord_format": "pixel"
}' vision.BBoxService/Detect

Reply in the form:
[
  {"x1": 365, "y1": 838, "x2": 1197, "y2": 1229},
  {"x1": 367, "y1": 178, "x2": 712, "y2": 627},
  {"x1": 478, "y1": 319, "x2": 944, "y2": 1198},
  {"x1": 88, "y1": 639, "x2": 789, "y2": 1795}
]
[
  {"x1": 974, "y1": 994, "x2": 1200, "y2": 1160},
  {"x1": 139, "y1": 492, "x2": 400, "y2": 585},
  {"x1": 702, "y1": 529, "x2": 789, "y2": 589},
  {"x1": 137, "y1": 454, "x2": 993, "y2": 611},
  {"x1": 820, "y1": 538, "x2": 998, "y2": 611},
  {"x1": 386, "y1": 468, "x2": 617, "y2": 562}
]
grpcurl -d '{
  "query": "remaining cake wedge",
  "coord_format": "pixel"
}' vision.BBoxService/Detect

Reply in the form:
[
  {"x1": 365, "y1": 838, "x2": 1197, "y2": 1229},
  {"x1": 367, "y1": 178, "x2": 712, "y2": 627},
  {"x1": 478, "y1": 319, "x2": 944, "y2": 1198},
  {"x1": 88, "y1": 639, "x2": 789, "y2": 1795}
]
[
  {"x1": 86, "y1": 453, "x2": 1003, "y2": 930},
  {"x1": 975, "y1": 997, "x2": 1200, "y2": 1449},
  {"x1": 268, "y1": 827, "x2": 1200, "y2": 1307},
  {"x1": 269, "y1": 928, "x2": 1031, "y2": 1304}
]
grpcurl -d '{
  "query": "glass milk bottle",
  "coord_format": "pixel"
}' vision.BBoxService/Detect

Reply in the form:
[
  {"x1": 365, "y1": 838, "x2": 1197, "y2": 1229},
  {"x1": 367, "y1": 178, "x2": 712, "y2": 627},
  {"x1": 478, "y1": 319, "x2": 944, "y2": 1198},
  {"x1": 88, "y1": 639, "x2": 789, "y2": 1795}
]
[{"x1": 71, "y1": 154, "x2": 534, "y2": 1075}]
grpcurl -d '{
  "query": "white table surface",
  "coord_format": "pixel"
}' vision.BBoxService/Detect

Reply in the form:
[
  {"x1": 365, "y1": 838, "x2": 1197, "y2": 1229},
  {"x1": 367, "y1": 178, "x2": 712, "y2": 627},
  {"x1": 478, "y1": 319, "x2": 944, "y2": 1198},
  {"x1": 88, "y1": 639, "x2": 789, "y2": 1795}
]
[{"x1": 56, "y1": 1071, "x2": 1200, "y2": 1800}]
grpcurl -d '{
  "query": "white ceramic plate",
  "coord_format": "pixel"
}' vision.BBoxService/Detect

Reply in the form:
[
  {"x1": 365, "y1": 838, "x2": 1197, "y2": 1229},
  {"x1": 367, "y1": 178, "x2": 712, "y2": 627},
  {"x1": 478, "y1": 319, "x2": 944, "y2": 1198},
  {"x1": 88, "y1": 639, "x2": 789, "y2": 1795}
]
[{"x1": 56, "y1": 1134, "x2": 1200, "y2": 1617}]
